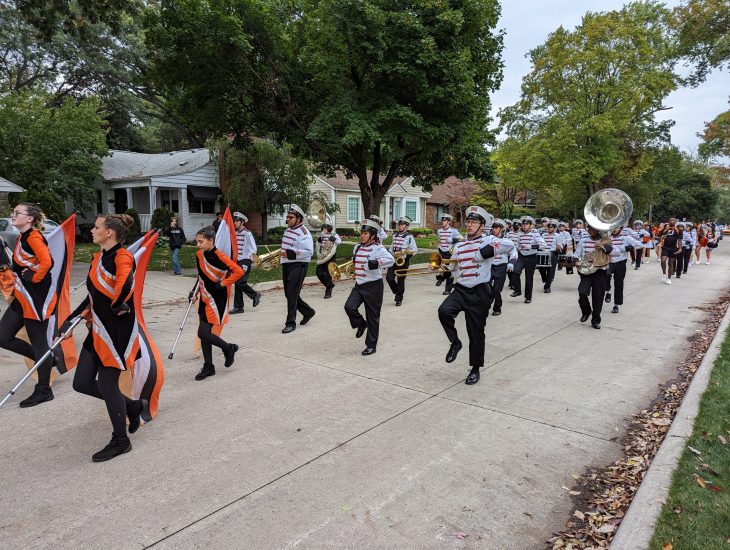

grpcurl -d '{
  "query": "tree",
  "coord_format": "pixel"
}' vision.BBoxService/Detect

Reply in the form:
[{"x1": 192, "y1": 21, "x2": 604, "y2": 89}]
[
  {"x1": 698, "y1": 104, "x2": 730, "y2": 160},
  {"x1": 217, "y1": 140, "x2": 313, "y2": 240},
  {"x1": 145, "y1": 0, "x2": 505, "y2": 217},
  {"x1": 0, "y1": 91, "x2": 108, "y2": 220},
  {"x1": 500, "y1": 2, "x2": 677, "y2": 214}
]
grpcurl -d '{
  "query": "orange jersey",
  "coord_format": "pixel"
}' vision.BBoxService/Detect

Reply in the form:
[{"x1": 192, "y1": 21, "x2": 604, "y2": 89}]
[
  {"x1": 12, "y1": 228, "x2": 55, "y2": 320},
  {"x1": 81, "y1": 244, "x2": 140, "y2": 370},
  {"x1": 195, "y1": 247, "x2": 244, "y2": 327}
]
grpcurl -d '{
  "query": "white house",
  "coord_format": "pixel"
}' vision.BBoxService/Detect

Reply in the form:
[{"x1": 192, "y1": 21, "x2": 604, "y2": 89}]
[{"x1": 81, "y1": 149, "x2": 222, "y2": 233}]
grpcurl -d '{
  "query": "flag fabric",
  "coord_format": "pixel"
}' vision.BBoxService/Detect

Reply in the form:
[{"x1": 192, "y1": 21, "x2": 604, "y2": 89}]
[
  {"x1": 212, "y1": 208, "x2": 237, "y2": 337},
  {"x1": 121, "y1": 229, "x2": 165, "y2": 420},
  {"x1": 45, "y1": 214, "x2": 78, "y2": 375}
]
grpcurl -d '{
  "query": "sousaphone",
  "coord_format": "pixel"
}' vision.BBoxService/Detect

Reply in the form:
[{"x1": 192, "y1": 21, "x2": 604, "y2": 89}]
[{"x1": 578, "y1": 188, "x2": 633, "y2": 275}]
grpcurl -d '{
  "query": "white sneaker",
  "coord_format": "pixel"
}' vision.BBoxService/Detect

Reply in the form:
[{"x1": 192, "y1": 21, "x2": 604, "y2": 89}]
[
  {"x1": 705, "y1": 261, "x2": 710, "y2": 265},
  {"x1": 661, "y1": 275, "x2": 667, "y2": 282},
  {"x1": 666, "y1": 278, "x2": 672, "y2": 285}
]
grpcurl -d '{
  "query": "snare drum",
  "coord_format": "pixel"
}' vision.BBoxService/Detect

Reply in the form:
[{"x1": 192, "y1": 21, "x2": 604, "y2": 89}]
[
  {"x1": 536, "y1": 250, "x2": 552, "y2": 268},
  {"x1": 557, "y1": 254, "x2": 573, "y2": 268}
]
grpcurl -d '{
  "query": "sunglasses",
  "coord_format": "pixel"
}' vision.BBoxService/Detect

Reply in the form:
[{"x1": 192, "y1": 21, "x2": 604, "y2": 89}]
[{"x1": 286, "y1": 215, "x2": 297, "y2": 220}]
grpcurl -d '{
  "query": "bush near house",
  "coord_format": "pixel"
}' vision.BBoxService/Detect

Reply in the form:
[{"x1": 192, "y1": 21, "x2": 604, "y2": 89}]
[
  {"x1": 124, "y1": 208, "x2": 141, "y2": 242},
  {"x1": 151, "y1": 207, "x2": 175, "y2": 230}
]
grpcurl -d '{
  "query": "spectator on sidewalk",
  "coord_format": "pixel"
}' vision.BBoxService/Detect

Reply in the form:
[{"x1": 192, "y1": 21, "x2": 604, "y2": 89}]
[{"x1": 166, "y1": 217, "x2": 186, "y2": 275}]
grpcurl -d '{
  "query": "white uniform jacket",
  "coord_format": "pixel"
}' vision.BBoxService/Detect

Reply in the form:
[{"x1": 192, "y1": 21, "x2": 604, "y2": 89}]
[
  {"x1": 446, "y1": 234, "x2": 515, "y2": 288},
  {"x1": 353, "y1": 242, "x2": 394, "y2": 285},
  {"x1": 517, "y1": 230, "x2": 546, "y2": 256},
  {"x1": 389, "y1": 232, "x2": 417, "y2": 255},
  {"x1": 609, "y1": 234, "x2": 648, "y2": 263},
  {"x1": 281, "y1": 224, "x2": 313, "y2": 263},
  {"x1": 437, "y1": 227, "x2": 462, "y2": 252},
  {"x1": 236, "y1": 228, "x2": 257, "y2": 261}
]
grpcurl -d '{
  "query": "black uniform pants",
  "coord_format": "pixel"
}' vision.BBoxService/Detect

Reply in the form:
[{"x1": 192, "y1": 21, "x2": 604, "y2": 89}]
[
  {"x1": 634, "y1": 247, "x2": 643, "y2": 269},
  {"x1": 233, "y1": 259, "x2": 257, "y2": 309},
  {"x1": 606, "y1": 260, "x2": 626, "y2": 305},
  {"x1": 197, "y1": 317, "x2": 230, "y2": 364},
  {"x1": 315, "y1": 259, "x2": 335, "y2": 290},
  {"x1": 344, "y1": 279, "x2": 383, "y2": 348},
  {"x1": 73, "y1": 345, "x2": 135, "y2": 439},
  {"x1": 436, "y1": 250, "x2": 453, "y2": 291},
  {"x1": 490, "y1": 263, "x2": 507, "y2": 312},
  {"x1": 386, "y1": 257, "x2": 410, "y2": 301},
  {"x1": 683, "y1": 248, "x2": 692, "y2": 273},
  {"x1": 578, "y1": 270, "x2": 607, "y2": 324},
  {"x1": 282, "y1": 262, "x2": 314, "y2": 326},
  {"x1": 538, "y1": 251, "x2": 558, "y2": 289},
  {"x1": 0, "y1": 300, "x2": 52, "y2": 386},
  {"x1": 438, "y1": 283, "x2": 491, "y2": 367},
  {"x1": 512, "y1": 253, "x2": 537, "y2": 299}
]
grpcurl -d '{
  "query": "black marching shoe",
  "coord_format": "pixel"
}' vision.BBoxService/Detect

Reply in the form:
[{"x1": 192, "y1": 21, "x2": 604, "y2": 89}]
[
  {"x1": 435, "y1": 278, "x2": 443, "y2": 287},
  {"x1": 356, "y1": 322, "x2": 367, "y2": 338},
  {"x1": 612, "y1": 305, "x2": 619, "y2": 313},
  {"x1": 544, "y1": 287, "x2": 551, "y2": 293},
  {"x1": 228, "y1": 307, "x2": 244, "y2": 315},
  {"x1": 604, "y1": 292, "x2": 611, "y2": 303},
  {"x1": 19, "y1": 384, "x2": 53, "y2": 408},
  {"x1": 127, "y1": 399, "x2": 149, "y2": 434},
  {"x1": 445, "y1": 340, "x2": 463, "y2": 363},
  {"x1": 395, "y1": 300, "x2": 402, "y2": 306},
  {"x1": 492, "y1": 310, "x2": 501, "y2": 316},
  {"x1": 282, "y1": 324, "x2": 296, "y2": 334},
  {"x1": 224, "y1": 344, "x2": 238, "y2": 367},
  {"x1": 524, "y1": 299, "x2": 531, "y2": 304},
  {"x1": 253, "y1": 292, "x2": 262, "y2": 307},
  {"x1": 361, "y1": 347, "x2": 376, "y2": 356},
  {"x1": 300, "y1": 310, "x2": 316, "y2": 325},
  {"x1": 92, "y1": 434, "x2": 132, "y2": 462},
  {"x1": 510, "y1": 291, "x2": 521, "y2": 297},
  {"x1": 465, "y1": 366, "x2": 481, "y2": 385},
  {"x1": 591, "y1": 321, "x2": 601, "y2": 330},
  {"x1": 580, "y1": 313, "x2": 590, "y2": 323},
  {"x1": 324, "y1": 288, "x2": 332, "y2": 299},
  {"x1": 195, "y1": 362, "x2": 216, "y2": 380},
  {"x1": 442, "y1": 289, "x2": 451, "y2": 295}
]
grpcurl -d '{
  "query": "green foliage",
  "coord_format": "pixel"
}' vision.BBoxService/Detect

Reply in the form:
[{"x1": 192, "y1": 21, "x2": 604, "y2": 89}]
[
  {"x1": 0, "y1": 91, "x2": 108, "y2": 218},
  {"x1": 124, "y1": 208, "x2": 141, "y2": 241},
  {"x1": 266, "y1": 226, "x2": 288, "y2": 238},
  {"x1": 500, "y1": 2, "x2": 678, "y2": 216},
  {"x1": 411, "y1": 227, "x2": 433, "y2": 236},
  {"x1": 652, "y1": 170, "x2": 718, "y2": 221},
  {"x1": 151, "y1": 207, "x2": 174, "y2": 231},
  {"x1": 698, "y1": 106, "x2": 730, "y2": 161}
]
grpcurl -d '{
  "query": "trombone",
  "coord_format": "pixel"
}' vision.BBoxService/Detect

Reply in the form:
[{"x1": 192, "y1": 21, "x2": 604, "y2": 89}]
[
  {"x1": 393, "y1": 250, "x2": 415, "y2": 267},
  {"x1": 328, "y1": 260, "x2": 355, "y2": 282},
  {"x1": 395, "y1": 252, "x2": 457, "y2": 279},
  {"x1": 252, "y1": 245, "x2": 281, "y2": 271}
]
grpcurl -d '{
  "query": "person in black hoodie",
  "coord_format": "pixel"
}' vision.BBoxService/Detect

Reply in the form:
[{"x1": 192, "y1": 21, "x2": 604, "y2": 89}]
[{"x1": 166, "y1": 217, "x2": 186, "y2": 275}]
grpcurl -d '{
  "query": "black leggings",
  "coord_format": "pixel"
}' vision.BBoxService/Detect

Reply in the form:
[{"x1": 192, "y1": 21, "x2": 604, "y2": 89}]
[
  {"x1": 73, "y1": 346, "x2": 133, "y2": 438},
  {"x1": 198, "y1": 318, "x2": 229, "y2": 364},
  {"x1": 0, "y1": 300, "x2": 52, "y2": 386}
]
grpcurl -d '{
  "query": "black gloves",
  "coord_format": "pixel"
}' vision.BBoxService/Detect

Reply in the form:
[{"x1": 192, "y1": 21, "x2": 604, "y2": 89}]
[
  {"x1": 214, "y1": 281, "x2": 225, "y2": 291},
  {"x1": 317, "y1": 236, "x2": 323, "y2": 243},
  {"x1": 111, "y1": 303, "x2": 130, "y2": 316},
  {"x1": 328, "y1": 235, "x2": 337, "y2": 242},
  {"x1": 451, "y1": 237, "x2": 460, "y2": 244},
  {"x1": 531, "y1": 244, "x2": 540, "y2": 250},
  {"x1": 285, "y1": 249, "x2": 296, "y2": 260},
  {"x1": 479, "y1": 244, "x2": 495, "y2": 259},
  {"x1": 21, "y1": 269, "x2": 35, "y2": 283},
  {"x1": 624, "y1": 244, "x2": 634, "y2": 252},
  {"x1": 601, "y1": 244, "x2": 613, "y2": 254},
  {"x1": 367, "y1": 259, "x2": 379, "y2": 270},
  {"x1": 59, "y1": 317, "x2": 74, "y2": 335}
]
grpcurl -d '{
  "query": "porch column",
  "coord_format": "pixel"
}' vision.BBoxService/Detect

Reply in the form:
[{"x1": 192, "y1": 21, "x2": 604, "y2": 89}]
[{"x1": 125, "y1": 188, "x2": 133, "y2": 210}]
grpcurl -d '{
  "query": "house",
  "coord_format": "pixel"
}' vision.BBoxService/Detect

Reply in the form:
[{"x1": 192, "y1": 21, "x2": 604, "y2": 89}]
[
  {"x1": 0, "y1": 176, "x2": 25, "y2": 215},
  {"x1": 425, "y1": 177, "x2": 478, "y2": 229},
  {"x1": 81, "y1": 149, "x2": 222, "y2": 233},
  {"x1": 293, "y1": 170, "x2": 431, "y2": 232}
]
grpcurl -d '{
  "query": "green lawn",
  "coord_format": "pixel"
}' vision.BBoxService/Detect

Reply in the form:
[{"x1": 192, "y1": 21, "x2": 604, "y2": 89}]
[
  {"x1": 74, "y1": 242, "x2": 434, "y2": 284},
  {"x1": 649, "y1": 325, "x2": 730, "y2": 549}
]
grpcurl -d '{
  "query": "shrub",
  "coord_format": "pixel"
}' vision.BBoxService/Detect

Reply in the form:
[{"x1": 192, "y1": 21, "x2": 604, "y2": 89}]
[
  {"x1": 337, "y1": 227, "x2": 357, "y2": 237},
  {"x1": 412, "y1": 227, "x2": 433, "y2": 236},
  {"x1": 151, "y1": 207, "x2": 174, "y2": 231},
  {"x1": 124, "y1": 208, "x2": 141, "y2": 242},
  {"x1": 267, "y1": 225, "x2": 287, "y2": 237},
  {"x1": 77, "y1": 223, "x2": 95, "y2": 243}
]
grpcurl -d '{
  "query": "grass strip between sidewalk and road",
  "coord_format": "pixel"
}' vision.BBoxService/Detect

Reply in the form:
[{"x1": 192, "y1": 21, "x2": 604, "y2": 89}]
[
  {"x1": 649, "y1": 324, "x2": 730, "y2": 550},
  {"x1": 74, "y1": 242, "x2": 435, "y2": 285}
]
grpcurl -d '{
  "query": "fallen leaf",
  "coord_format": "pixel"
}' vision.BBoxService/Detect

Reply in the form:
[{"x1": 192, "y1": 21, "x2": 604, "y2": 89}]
[
  {"x1": 708, "y1": 485, "x2": 725, "y2": 493},
  {"x1": 571, "y1": 474, "x2": 580, "y2": 480},
  {"x1": 569, "y1": 490, "x2": 581, "y2": 496},
  {"x1": 597, "y1": 524, "x2": 616, "y2": 534},
  {"x1": 574, "y1": 510, "x2": 585, "y2": 520},
  {"x1": 652, "y1": 418, "x2": 671, "y2": 426},
  {"x1": 688, "y1": 446, "x2": 702, "y2": 456},
  {"x1": 662, "y1": 542, "x2": 673, "y2": 550},
  {"x1": 454, "y1": 532, "x2": 468, "y2": 540},
  {"x1": 696, "y1": 476, "x2": 707, "y2": 489},
  {"x1": 719, "y1": 435, "x2": 727, "y2": 445}
]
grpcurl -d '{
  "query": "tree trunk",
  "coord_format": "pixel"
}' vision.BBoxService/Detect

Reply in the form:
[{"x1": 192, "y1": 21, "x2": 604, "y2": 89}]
[
  {"x1": 260, "y1": 208, "x2": 269, "y2": 244},
  {"x1": 358, "y1": 174, "x2": 389, "y2": 219}
]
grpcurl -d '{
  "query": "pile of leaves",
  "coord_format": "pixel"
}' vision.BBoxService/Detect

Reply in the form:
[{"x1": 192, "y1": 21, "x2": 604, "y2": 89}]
[{"x1": 547, "y1": 295, "x2": 730, "y2": 549}]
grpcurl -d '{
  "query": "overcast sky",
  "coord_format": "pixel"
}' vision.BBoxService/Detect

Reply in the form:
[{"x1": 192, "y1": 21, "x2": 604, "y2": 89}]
[{"x1": 490, "y1": 0, "x2": 728, "y2": 157}]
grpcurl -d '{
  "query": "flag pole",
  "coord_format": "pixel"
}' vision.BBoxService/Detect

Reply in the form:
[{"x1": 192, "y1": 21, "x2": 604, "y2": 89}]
[
  {"x1": 0, "y1": 317, "x2": 83, "y2": 410},
  {"x1": 168, "y1": 282, "x2": 198, "y2": 360}
]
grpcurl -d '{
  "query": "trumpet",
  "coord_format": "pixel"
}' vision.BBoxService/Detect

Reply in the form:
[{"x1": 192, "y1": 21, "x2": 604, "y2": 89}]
[
  {"x1": 393, "y1": 249, "x2": 415, "y2": 267},
  {"x1": 328, "y1": 260, "x2": 355, "y2": 282},
  {"x1": 252, "y1": 246, "x2": 281, "y2": 271},
  {"x1": 395, "y1": 252, "x2": 457, "y2": 279}
]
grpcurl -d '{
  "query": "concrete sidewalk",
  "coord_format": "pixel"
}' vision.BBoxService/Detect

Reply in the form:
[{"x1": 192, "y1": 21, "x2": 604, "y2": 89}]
[{"x1": 0, "y1": 251, "x2": 727, "y2": 549}]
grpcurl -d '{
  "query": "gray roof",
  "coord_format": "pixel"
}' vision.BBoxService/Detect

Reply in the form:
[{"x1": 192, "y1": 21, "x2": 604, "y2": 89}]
[
  {"x1": 0, "y1": 176, "x2": 25, "y2": 192},
  {"x1": 102, "y1": 149, "x2": 212, "y2": 182}
]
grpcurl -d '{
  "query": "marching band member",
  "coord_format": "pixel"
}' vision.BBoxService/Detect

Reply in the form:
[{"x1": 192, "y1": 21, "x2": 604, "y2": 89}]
[
  {"x1": 280, "y1": 205, "x2": 316, "y2": 333},
  {"x1": 368, "y1": 215, "x2": 388, "y2": 242},
  {"x1": 572, "y1": 224, "x2": 613, "y2": 329},
  {"x1": 659, "y1": 218, "x2": 682, "y2": 284},
  {"x1": 489, "y1": 219, "x2": 517, "y2": 316},
  {"x1": 682, "y1": 222, "x2": 696, "y2": 273},
  {"x1": 438, "y1": 206, "x2": 514, "y2": 385},
  {"x1": 344, "y1": 220, "x2": 394, "y2": 355},
  {"x1": 605, "y1": 226, "x2": 647, "y2": 313},
  {"x1": 556, "y1": 221, "x2": 573, "y2": 274},
  {"x1": 632, "y1": 220, "x2": 651, "y2": 270},
  {"x1": 189, "y1": 226, "x2": 244, "y2": 380},
  {"x1": 538, "y1": 217, "x2": 550, "y2": 235},
  {"x1": 62, "y1": 214, "x2": 149, "y2": 461},
  {"x1": 385, "y1": 216, "x2": 418, "y2": 306},
  {"x1": 0, "y1": 203, "x2": 56, "y2": 407},
  {"x1": 538, "y1": 219, "x2": 559, "y2": 293},
  {"x1": 315, "y1": 223, "x2": 341, "y2": 299},
  {"x1": 506, "y1": 220, "x2": 521, "y2": 287},
  {"x1": 229, "y1": 212, "x2": 261, "y2": 314},
  {"x1": 674, "y1": 222, "x2": 689, "y2": 278},
  {"x1": 435, "y1": 214, "x2": 462, "y2": 295},
  {"x1": 510, "y1": 216, "x2": 546, "y2": 304},
  {"x1": 572, "y1": 219, "x2": 587, "y2": 251}
]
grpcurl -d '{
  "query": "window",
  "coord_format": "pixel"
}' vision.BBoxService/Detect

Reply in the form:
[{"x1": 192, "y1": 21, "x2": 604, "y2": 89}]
[
  {"x1": 347, "y1": 196, "x2": 361, "y2": 223},
  {"x1": 404, "y1": 199, "x2": 418, "y2": 222},
  {"x1": 435, "y1": 205, "x2": 446, "y2": 222},
  {"x1": 392, "y1": 198, "x2": 401, "y2": 220},
  {"x1": 161, "y1": 190, "x2": 179, "y2": 213},
  {"x1": 95, "y1": 190, "x2": 103, "y2": 214},
  {"x1": 188, "y1": 199, "x2": 216, "y2": 214}
]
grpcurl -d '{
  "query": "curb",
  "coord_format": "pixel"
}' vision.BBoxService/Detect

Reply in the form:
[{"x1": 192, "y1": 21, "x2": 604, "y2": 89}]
[{"x1": 610, "y1": 304, "x2": 730, "y2": 549}]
